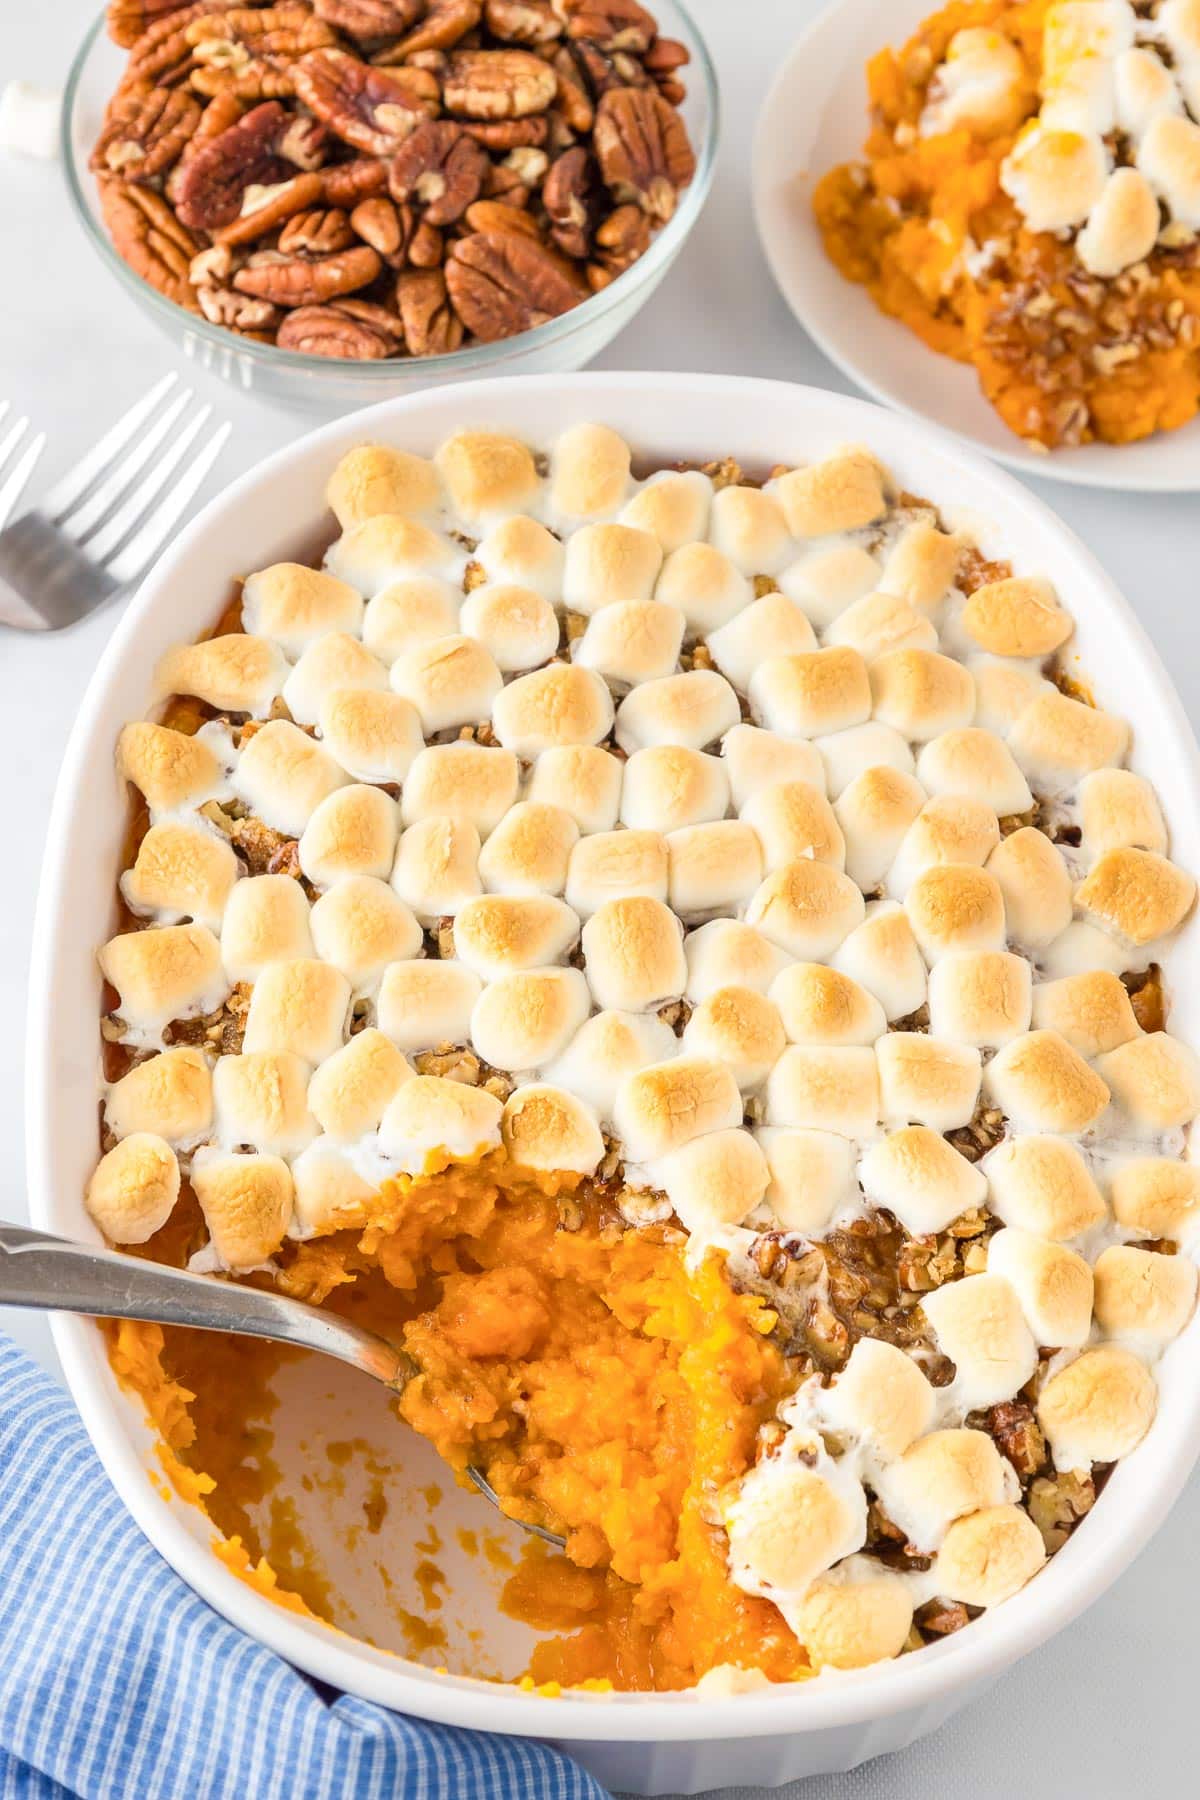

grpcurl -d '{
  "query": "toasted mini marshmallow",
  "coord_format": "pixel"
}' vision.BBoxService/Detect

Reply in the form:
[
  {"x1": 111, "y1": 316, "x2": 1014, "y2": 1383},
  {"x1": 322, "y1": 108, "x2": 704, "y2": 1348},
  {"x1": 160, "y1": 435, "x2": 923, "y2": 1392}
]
[
  {"x1": 983, "y1": 1133, "x2": 1107, "y2": 1239},
  {"x1": 1077, "y1": 166, "x2": 1162, "y2": 276},
  {"x1": 614, "y1": 669, "x2": 740, "y2": 754},
  {"x1": 562, "y1": 522, "x2": 662, "y2": 616},
  {"x1": 376, "y1": 958, "x2": 482, "y2": 1052},
  {"x1": 1041, "y1": 0, "x2": 1133, "y2": 131},
  {"x1": 318, "y1": 689, "x2": 424, "y2": 787},
  {"x1": 620, "y1": 469, "x2": 711, "y2": 551},
  {"x1": 326, "y1": 443, "x2": 441, "y2": 530},
  {"x1": 613, "y1": 1055, "x2": 743, "y2": 1161},
  {"x1": 232, "y1": 720, "x2": 349, "y2": 836},
  {"x1": 1095, "y1": 1031, "x2": 1200, "y2": 1133},
  {"x1": 541, "y1": 1008, "x2": 678, "y2": 1123},
  {"x1": 832, "y1": 901, "x2": 928, "y2": 1021},
  {"x1": 377, "y1": 1075, "x2": 503, "y2": 1173},
  {"x1": 969, "y1": 656, "x2": 1054, "y2": 738},
  {"x1": 1031, "y1": 970, "x2": 1139, "y2": 1058},
  {"x1": 86, "y1": 1133, "x2": 180, "y2": 1244},
  {"x1": 682, "y1": 985, "x2": 786, "y2": 1090},
  {"x1": 987, "y1": 828, "x2": 1073, "y2": 949},
  {"x1": 859, "y1": 1124, "x2": 987, "y2": 1233},
  {"x1": 99, "y1": 924, "x2": 227, "y2": 1041},
  {"x1": 309, "y1": 876, "x2": 422, "y2": 990},
  {"x1": 708, "y1": 485, "x2": 792, "y2": 576},
  {"x1": 797, "y1": 1569, "x2": 915, "y2": 1673},
  {"x1": 834, "y1": 767, "x2": 927, "y2": 893},
  {"x1": 772, "y1": 448, "x2": 888, "y2": 541},
  {"x1": 620, "y1": 745, "x2": 730, "y2": 834},
  {"x1": 1076, "y1": 847, "x2": 1196, "y2": 947},
  {"x1": 1094, "y1": 1242, "x2": 1197, "y2": 1350},
  {"x1": 1079, "y1": 768, "x2": 1168, "y2": 860},
  {"x1": 960, "y1": 576, "x2": 1072, "y2": 660},
  {"x1": 1001, "y1": 124, "x2": 1109, "y2": 232},
  {"x1": 879, "y1": 521, "x2": 963, "y2": 614},
  {"x1": 1138, "y1": 110, "x2": 1200, "y2": 231},
  {"x1": 876, "y1": 1033, "x2": 982, "y2": 1131},
  {"x1": 870, "y1": 649, "x2": 975, "y2": 742},
  {"x1": 779, "y1": 542, "x2": 881, "y2": 632},
  {"x1": 582, "y1": 895, "x2": 685, "y2": 1011},
  {"x1": 290, "y1": 1145, "x2": 377, "y2": 1237},
  {"x1": 574, "y1": 599, "x2": 685, "y2": 689},
  {"x1": 936, "y1": 1506, "x2": 1046, "y2": 1609},
  {"x1": 756, "y1": 1126, "x2": 859, "y2": 1232},
  {"x1": 478, "y1": 801, "x2": 578, "y2": 896},
  {"x1": 1037, "y1": 1345, "x2": 1157, "y2": 1470},
  {"x1": 390, "y1": 816, "x2": 481, "y2": 921},
  {"x1": 815, "y1": 722, "x2": 915, "y2": 803},
  {"x1": 651, "y1": 1126, "x2": 769, "y2": 1236},
  {"x1": 771, "y1": 962, "x2": 886, "y2": 1047},
  {"x1": 918, "y1": 26, "x2": 1027, "y2": 137},
  {"x1": 117, "y1": 721, "x2": 224, "y2": 816},
  {"x1": 873, "y1": 1428, "x2": 1011, "y2": 1552},
  {"x1": 916, "y1": 727, "x2": 1033, "y2": 818},
  {"x1": 985, "y1": 1029, "x2": 1110, "y2": 1134},
  {"x1": 887, "y1": 796, "x2": 1001, "y2": 901},
  {"x1": 362, "y1": 578, "x2": 461, "y2": 662},
  {"x1": 308, "y1": 1028, "x2": 411, "y2": 1140},
  {"x1": 242, "y1": 959, "x2": 350, "y2": 1065},
  {"x1": 282, "y1": 632, "x2": 387, "y2": 728},
  {"x1": 191, "y1": 1149, "x2": 293, "y2": 1269},
  {"x1": 104, "y1": 1047, "x2": 212, "y2": 1149},
  {"x1": 746, "y1": 860, "x2": 865, "y2": 960},
  {"x1": 326, "y1": 515, "x2": 464, "y2": 596},
  {"x1": 298, "y1": 784, "x2": 399, "y2": 887},
  {"x1": 765, "y1": 1044, "x2": 880, "y2": 1138},
  {"x1": 549, "y1": 422, "x2": 630, "y2": 523},
  {"x1": 721, "y1": 724, "x2": 825, "y2": 811},
  {"x1": 821, "y1": 1337, "x2": 936, "y2": 1460},
  {"x1": 684, "y1": 918, "x2": 792, "y2": 1003},
  {"x1": 220, "y1": 875, "x2": 313, "y2": 983},
  {"x1": 211, "y1": 1051, "x2": 316, "y2": 1157},
  {"x1": 493, "y1": 663, "x2": 613, "y2": 755},
  {"x1": 669, "y1": 821, "x2": 767, "y2": 920},
  {"x1": 459, "y1": 583, "x2": 558, "y2": 673},
  {"x1": 923, "y1": 1274, "x2": 1037, "y2": 1410},
  {"x1": 654, "y1": 541, "x2": 752, "y2": 635},
  {"x1": 502, "y1": 1083, "x2": 604, "y2": 1175},
  {"x1": 905, "y1": 863, "x2": 1006, "y2": 960},
  {"x1": 1008, "y1": 690, "x2": 1131, "y2": 795},
  {"x1": 565, "y1": 828, "x2": 668, "y2": 918},
  {"x1": 469, "y1": 967, "x2": 591, "y2": 1072},
  {"x1": 1116, "y1": 43, "x2": 1184, "y2": 142},
  {"x1": 157, "y1": 635, "x2": 287, "y2": 719},
  {"x1": 474, "y1": 515, "x2": 564, "y2": 602},
  {"x1": 454, "y1": 893, "x2": 579, "y2": 981},
  {"x1": 399, "y1": 742, "x2": 520, "y2": 838},
  {"x1": 928, "y1": 951, "x2": 1032, "y2": 1049},
  {"x1": 526, "y1": 744, "x2": 623, "y2": 835},
  {"x1": 705, "y1": 591, "x2": 817, "y2": 695},
  {"x1": 390, "y1": 635, "x2": 503, "y2": 736},
  {"x1": 240, "y1": 563, "x2": 363, "y2": 657},
  {"x1": 986, "y1": 1226, "x2": 1094, "y2": 1349},
  {"x1": 435, "y1": 429, "x2": 540, "y2": 527},
  {"x1": 121, "y1": 819, "x2": 238, "y2": 933},
  {"x1": 1039, "y1": 920, "x2": 1131, "y2": 980},
  {"x1": 749, "y1": 647, "x2": 871, "y2": 739},
  {"x1": 827, "y1": 591, "x2": 939, "y2": 664},
  {"x1": 724, "y1": 1459, "x2": 866, "y2": 1599},
  {"x1": 1110, "y1": 1156, "x2": 1200, "y2": 1241}
]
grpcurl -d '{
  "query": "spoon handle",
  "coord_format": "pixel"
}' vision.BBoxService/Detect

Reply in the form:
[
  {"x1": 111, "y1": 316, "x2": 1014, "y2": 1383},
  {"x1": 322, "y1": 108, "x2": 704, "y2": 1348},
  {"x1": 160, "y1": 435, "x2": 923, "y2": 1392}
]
[{"x1": 0, "y1": 1223, "x2": 413, "y2": 1390}]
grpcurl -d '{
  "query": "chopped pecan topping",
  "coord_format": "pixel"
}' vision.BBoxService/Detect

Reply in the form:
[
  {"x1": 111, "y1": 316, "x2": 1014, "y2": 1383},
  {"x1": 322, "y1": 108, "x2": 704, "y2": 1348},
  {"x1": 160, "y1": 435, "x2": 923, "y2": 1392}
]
[
  {"x1": 986, "y1": 1400, "x2": 1047, "y2": 1479},
  {"x1": 99, "y1": 178, "x2": 202, "y2": 308},
  {"x1": 397, "y1": 267, "x2": 465, "y2": 353},
  {"x1": 173, "y1": 98, "x2": 289, "y2": 229},
  {"x1": 594, "y1": 84, "x2": 694, "y2": 219},
  {"x1": 389, "y1": 119, "x2": 490, "y2": 224},
  {"x1": 277, "y1": 298, "x2": 402, "y2": 356},
  {"x1": 915, "y1": 1599, "x2": 970, "y2": 1636},
  {"x1": 443, "y1": 49, "x2": 558, "y2": 119},
  {"x1": 93, "y1": 83, "x2": 203, "y2": 180},
  {"x1": 445, "y1": 227, "x2": 587, "y2": 337},
  {"x1": 293, "y1": 47, "x2": 431, "y2": 154},
  {"x1": 1027, "y1": 1470, "x2": 1096, "y2": 1553},
  {"x1": 234, "y1": 242, "x2": 382, "y2": 303}
]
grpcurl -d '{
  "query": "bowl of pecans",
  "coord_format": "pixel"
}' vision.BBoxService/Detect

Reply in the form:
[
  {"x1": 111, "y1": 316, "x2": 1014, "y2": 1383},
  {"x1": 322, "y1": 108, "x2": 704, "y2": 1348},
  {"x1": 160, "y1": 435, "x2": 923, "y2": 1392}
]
[{"x1": 64, "y1": 0, "x2": 717, "y2": 411}]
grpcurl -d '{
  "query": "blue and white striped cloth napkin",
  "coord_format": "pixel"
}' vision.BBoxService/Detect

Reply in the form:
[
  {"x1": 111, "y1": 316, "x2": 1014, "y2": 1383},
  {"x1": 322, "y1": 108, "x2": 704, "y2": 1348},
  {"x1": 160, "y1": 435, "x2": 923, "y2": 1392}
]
[{"x1": 0, "y1": 1332, "x2": 609, "y2": 1800}]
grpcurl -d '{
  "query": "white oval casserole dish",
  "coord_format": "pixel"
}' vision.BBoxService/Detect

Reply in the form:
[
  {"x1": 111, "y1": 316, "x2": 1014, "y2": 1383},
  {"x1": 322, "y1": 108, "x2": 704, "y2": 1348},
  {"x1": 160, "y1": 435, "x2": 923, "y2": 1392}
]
[{"x1": 25, "y1": 372, "x2": 1200, "y2": 1796}]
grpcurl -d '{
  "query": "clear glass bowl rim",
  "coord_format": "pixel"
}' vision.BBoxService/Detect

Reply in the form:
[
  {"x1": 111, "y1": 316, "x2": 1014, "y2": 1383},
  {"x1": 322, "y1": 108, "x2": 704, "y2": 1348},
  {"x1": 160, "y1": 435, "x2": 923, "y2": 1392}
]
[{"x1": 61, "y1": 0, "x2": 719, "y2": 383}]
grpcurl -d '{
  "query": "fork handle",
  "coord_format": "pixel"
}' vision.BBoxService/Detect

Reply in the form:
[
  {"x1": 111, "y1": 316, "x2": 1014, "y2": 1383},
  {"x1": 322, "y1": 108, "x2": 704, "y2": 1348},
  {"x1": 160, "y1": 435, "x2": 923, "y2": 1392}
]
[{"x1": 0, "y1": 513, "x2": 119, "y2": 631}]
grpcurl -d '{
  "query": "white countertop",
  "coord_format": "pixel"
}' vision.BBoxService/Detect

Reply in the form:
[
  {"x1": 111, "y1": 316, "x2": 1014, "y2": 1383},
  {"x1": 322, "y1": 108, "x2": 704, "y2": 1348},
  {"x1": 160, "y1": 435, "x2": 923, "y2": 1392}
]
[{"x1": 3, "y1": 3, "x2": 1198, "y2": 1794}]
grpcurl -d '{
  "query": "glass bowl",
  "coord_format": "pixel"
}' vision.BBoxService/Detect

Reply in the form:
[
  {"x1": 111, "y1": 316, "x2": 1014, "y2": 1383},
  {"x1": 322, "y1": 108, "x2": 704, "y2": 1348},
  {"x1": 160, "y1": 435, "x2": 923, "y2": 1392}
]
[{"x1": 63, "y1": 2, "x2": 718, "y2": 416}]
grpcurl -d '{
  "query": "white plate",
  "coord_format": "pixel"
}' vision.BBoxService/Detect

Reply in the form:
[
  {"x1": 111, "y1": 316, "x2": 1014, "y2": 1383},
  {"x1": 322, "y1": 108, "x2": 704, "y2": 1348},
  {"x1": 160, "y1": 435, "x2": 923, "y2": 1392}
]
[{"x1": 752, "y1": 0, "x2": 1200, "y2": 491}]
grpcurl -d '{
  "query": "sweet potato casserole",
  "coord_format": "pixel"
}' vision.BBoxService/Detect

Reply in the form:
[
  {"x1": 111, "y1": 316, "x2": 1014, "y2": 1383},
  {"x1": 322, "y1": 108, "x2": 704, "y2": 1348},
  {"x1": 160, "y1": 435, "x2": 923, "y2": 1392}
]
[
  {"x1": 87, "y1": 419, "x2": 1200, "y2": 1690},
  {"x1": 815, "y1": 0, "x2": 1200, "y2": 449}
]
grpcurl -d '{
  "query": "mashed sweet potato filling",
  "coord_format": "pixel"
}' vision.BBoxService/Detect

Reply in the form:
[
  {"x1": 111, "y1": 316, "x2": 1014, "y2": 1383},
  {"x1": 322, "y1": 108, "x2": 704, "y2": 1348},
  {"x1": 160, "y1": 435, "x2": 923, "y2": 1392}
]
[{"x1": 107, "y1": 1153, "x2": 810, "y2": 1690}]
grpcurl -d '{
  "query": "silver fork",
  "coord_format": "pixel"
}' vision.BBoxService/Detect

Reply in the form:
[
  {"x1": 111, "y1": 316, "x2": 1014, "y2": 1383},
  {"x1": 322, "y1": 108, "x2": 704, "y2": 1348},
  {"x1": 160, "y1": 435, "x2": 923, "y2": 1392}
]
[{"x1": 0, "y1": 373, "x2": 232, "y2": 633}]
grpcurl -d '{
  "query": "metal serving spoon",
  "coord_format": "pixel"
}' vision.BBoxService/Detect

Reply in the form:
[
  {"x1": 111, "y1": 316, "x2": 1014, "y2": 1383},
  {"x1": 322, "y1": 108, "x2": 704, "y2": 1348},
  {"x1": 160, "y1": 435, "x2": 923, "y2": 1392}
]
[{"x1": 0, "y1": 1223, "x2": 565, "y2": 1547}]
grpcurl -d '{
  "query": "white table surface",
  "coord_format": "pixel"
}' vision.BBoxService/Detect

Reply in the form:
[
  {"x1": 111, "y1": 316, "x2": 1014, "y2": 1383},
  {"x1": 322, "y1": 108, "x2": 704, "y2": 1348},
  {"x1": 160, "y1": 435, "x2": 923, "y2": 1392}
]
[{"x1": 2, "y1": 3, "x2": 1198, "y2": 1794}]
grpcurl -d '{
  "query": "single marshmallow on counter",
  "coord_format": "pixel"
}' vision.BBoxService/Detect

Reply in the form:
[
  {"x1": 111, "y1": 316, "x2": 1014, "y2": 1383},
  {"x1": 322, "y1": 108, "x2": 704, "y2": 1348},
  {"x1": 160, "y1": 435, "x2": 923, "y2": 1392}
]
[
  {"x1": 1030, "y1": 970, "x2": 1140, "y2": 1059},
  {"x1": 232, "y1": 720, "x2": 350, "y2": 837},
  {"x1": 282, "y1": 633, "x2": 387, "y2": 728},
  {"x1": 681, "y1": 985, "x2": 787, "y2": 1091},
  {"x1": 770, "y1": 447, "x2": 888, "y2": 540},
  {"x1": 452, "y1": 893, "x2": 580, "y2": 982},
  {"x1": 620, "y1": 469, "x2": 712, "y2": 551},
  {"x1": 648, "y1": 1127, "x2": 769, "y2": 1236},
  {"x1": 1000, "y1": 124, "x2": 1110, "y2": 232},
  {"x1": 614, "y1": 669, "x2": 740, "y2": 754},
  {"x1": 325, "y1": 443, "x2": 441, "y2": 531},
  {"x1": 156, "y1": 635, "x2": 288, "y2": 720},
  {"x1": 308, "y1": 1028, "x2": 412, "y2": 1141},
  {"x1": 832, "y1": 901, "x2": 929, "y2": 1023},
  {"x1": 362, "y1": 578, "x2": 461, "y2": 662},
  {"x1": 764, "y1": 1044, "x2": 880, "y2": 1139},
  {"x1": 982, "y1": 1134, "x2": 1107, "y2": 1241},
  {"x1": 922, "y1": 1273, "x2": 1038, "y2": 1410},
  {"x1": 391, "y1": 816, "x2": 481, "y2": 921},
  {"x1": 1078, "y1": 768, "x2": 1168, "y2": 860},
  {"x1": 243, "y1": 959, "x2": 351, "y2": 1065},
  {"x1": 749, "y1": 646, "x2": 872, "y2": 739},
  {"x1": 814, "y1": 722, "x2": 915, "y2": 802},
  {"x1": 756, "y1": 1126, "x2": 859, "y2": 1233},
  {"x1": 562, "y1": 521, "x2": 662, "y2": 616},
  {"x1": 1095, "y1": 1032, "x2": 1200, "y2": 1134},
  {"x1": 778, "y1": 542, "x2": 881, "y2": 633},
  {"x1": 985, "y1": 827, "x2": 1073, "y2": 949},
  {"x1": 770, "y1": 962, "x2": 886, "y2": 1047},
  {"x1": 667, "y1": 821, "x2": 765, "y2": 919},
  {"x1": 581, "y1": 896, "x2": 686, "y2": 1011},
  {"x1": 986, "y1": 1227, "x2": 1094, "y2": 1350},
  {"x1": 721, "y1": 724, "x2": 826, "y2": 812},
  {"x1": 104, "y1": 1047, "x2": 213, "y2": 1150},
  {"x1": 927, "y1": 950, "x2": 1032, "y2": 1049},
  {"x1": 191, "y1": 1149, "x2": 293, "y2": 1271},
  {"x1": 707, "y1": 593, "x2": 817, "y2": 692},
  {"x1": 1037, "y1": 1345, "x2": 1157, "y2": 1470},
  {"x1": 493, "y1": 663, "x2": 614, "y2": 756},
  {"x1": 474, "y1": 514, "x2": 564, "y2": 600},
  {"x1": 859, "y1": 1125, "x2": 987, "y2": 1234},
  {"x1": 211, "y1": 1051, "x2": 317, "y2": 1158},
  {"x1": 934, "y1": 1506, "x2": 1046, "y2": 1609},
  {"x1": 708, "y1": 484, "x2": 793, "y2": 576},
  {"x1": 620, "y1": 745, "x2": 730, "y2": 834},
  {"x1": 819, "y1": 1337, "x2": 936, "y2": 1462},
  {"x1": 220, "y1": 875, "x2": 313, "y2": 984},
  {"x1": 377, "y1": 1075, "x2": 503, "y2": 1174},
  {"x1": 548, "y1": 422, "x2": 631, "y2": 524},
  {"x1": 399, "y1": 742, "x2": 520, "y2": 838},
  {"x1": 872, "y1": 1428, "x2": 1013, "y2": 1552},
  {"x1": 684, "y1": 918, "x2": 793, "y2": 1003},
  {"x1": 655, "y1": 541, "x2": 752, "y2": 634},
  {"x1": 541, "y1": 1008, "x2": 678, "y2": 1124},
  {"x1": 876, "y1": 1033, "x2": 982, "y2": 1132},
  {"x1": 120, "y1": 819, "x2": 239, "y2": 934},
  {"x1": 565, "y1": 828, "x2": 668, "y2": 918},
  {"x1": 574, "y1": 599, "x2": 686, "y2": 689},
  {"x1": 117, "y1": 721, "x2": 226, "y2": 816},
  {"x1": 309, "y1": 876, "x2": 422, "y2": 991},
  {"x1": 886, "y1": 796, "x2": 1000, "y2": 901},
  {"x1": 0, "y1": 81, "x2": 62, "y2": 158},
  {"x1": 318, "y1": 689, "x2": 424, "y2": 787},
  {"x1": 502, "y1": 1084, "x2": 605, "y2": 1176},
  {"x1": 85, "y1": 1134, "x2": 180, "y2": 1245},
  {"x1": 434, "y1": 429, "x2": 541, "y2": 528},
  {"x1": 390, "y1": 635, "x2": 503, "y2": 736},
  {"x1": 99, "y1": 924, "x2": 228, "y2": 1043},
  {"x1": 834, "y1": 767, "x2": 927, "y2": 893},
  {"x1": 612, "y1": 1056, "x2": 743, "y2": 1162},
  {"x1": 469, "y1": 967, "x2": 591, "y2": 1073},
  {"x1": 326, "y1": 515, "x2": 465, "y2": 596},
  {"x1": 298, "y1": 784, "x2": 399, "y2": 887},
  {"x1": 459, "y1": 583, "x2": 558, "y2": 673},
  {"x1": 723, "y1": 1458, "x2": 867, "y2": 1601},
  {"x1": 477, "y1": 801, "x2": 578, "y2": 897},
  {"x1": 241, "y1": 564, "x2": 364, "y2": 656},
  {"x1": 376, "y1": 958, "x2": 482, "y2": 1053},
  {"x1": 1075, "y1": 847, "x2": 1196, "y2": 948}
]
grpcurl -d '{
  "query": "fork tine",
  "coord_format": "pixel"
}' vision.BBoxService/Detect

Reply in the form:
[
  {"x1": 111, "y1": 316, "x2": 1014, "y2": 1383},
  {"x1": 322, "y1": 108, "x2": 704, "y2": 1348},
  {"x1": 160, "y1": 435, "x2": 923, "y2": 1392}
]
[
  {"x1": 104, "y1": 421, "x2": 232, "y2": 587},
  {"x1": 0, "y1": 414, "x2": 30, "y2": 481},
  {"x1": 59, "y1": 390, "x2": 194, "y2": 545},
  {"x1": 38, "y1": 373, "x2": 178, "y2": 523},
  {"x1": 86, "y1": 401, "x2": 209, "y2": 564},
  {"x1": 0, "y1": 431, "x2": 46, "y2": 533}
]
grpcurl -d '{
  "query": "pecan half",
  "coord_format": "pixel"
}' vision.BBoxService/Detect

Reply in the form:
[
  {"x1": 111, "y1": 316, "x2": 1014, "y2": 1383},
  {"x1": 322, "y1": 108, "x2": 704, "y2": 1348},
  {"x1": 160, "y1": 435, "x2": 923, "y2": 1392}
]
[
  {"x1": 408, "y1": 218, "x2": 445, "y2": 267},
  {"x1": 99, "y1": 178, "x2": 202, "y2": 308},
  {"x1": 321, "y1": 156, "x2": 389, "y2": 204},
  {"x1": 463, "y1": 198, "x2": 540, "y2": 237},
  {"x1": 591, "y1": 196, "x2": 646, "y2": 271},
  {"x1": 350, "y1": 194, "x2": 411, "y2": 260},
  {"x1": 461, "y1": 115, "x2": 548, "y2": 148},
  {"x1": 550, "y1": 49, "x2": 594, "y2": 133},
  {"x1": 278, "y1": 297, "x2": 403, "y2": 356},
  {"x1": 388, "y1": 120, "x2": 489, "y2": 225},
  {"x1": 122, "y1": 7, "x2": 215, "y2": 90},
  {"x1": 443, "y1": 49, "x2": 558, "y2": 120},
  {"x1": 233, "y1": 242, "x2": 382, "y2": 303},
  {"x1": 293, "y1": 48, "x2": 430, "y2": 154},
  {"x1": 107, "y1": 0, "x2": 210, "y2": 50},
  {"x1": 542, "y1": 144, "x2": 601, "y2": 257},
  {"x1": 198, "y1": 284, "x2": 282, "y2": 328},
  {"x1": 593, "y1": 85, "x2": 694, "y2": 220},
  {"x1": 445, "y1": 227, "x2": 586, "y2": 338},
  {"x1": 556, "y1": 0, "x2": 654, "y2": 50},
  {"x1": 278, "y1": 204, "x2": 356, "y2": 253},
  {"x1": 378, "y1": 0, "x2": 481, "y2": 58},
  {"x1": 174, "y1": 98, "x2": 289, "y2": 228},
  {"x1": 484, "y1": 0, "x2": 562, "y2": 42},
  {"x1": 397, "y1": 267, "x2": 465, "y2": 353},
  {"x1": 313, "y1": 0, "x2": 423, "y2": 41},
  {"x1": 92, "y1": 84, "x2": 202, "y2": 180},
  {"x1": 278, "y1": 113, "x2": 330, "y2": 168},
  {"x1": 214, "y1": 169, "x2": 325, "y2": 243},
  {"x1": 186, "y1": 7, "x2": 337, "y2": 99}
]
